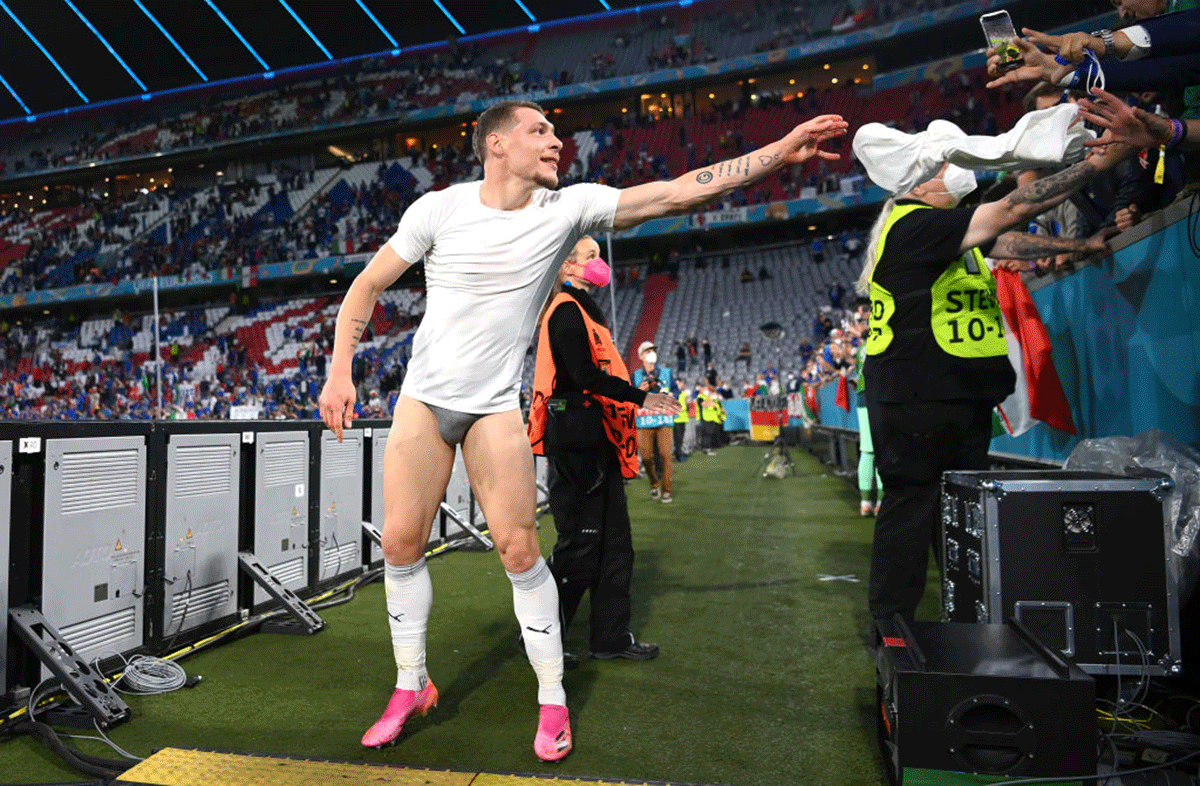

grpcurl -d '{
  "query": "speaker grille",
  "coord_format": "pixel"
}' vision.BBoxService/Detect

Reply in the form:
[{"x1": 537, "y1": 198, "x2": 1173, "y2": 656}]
[{"x1": 947, "y1": 694, "x2": 1035, "y2": 776}]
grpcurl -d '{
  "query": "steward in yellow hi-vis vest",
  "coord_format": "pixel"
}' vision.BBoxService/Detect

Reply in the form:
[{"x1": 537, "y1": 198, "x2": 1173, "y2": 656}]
[
  {"x1": 865, "y1": 202, "x2": 1014, "y2": 402},
  {"x1": 850, "y1": 126, "x2": 1135, "y2": 632},
  {"x1": 859, "y1": 190, "x2": 1015, "y2": 626}
]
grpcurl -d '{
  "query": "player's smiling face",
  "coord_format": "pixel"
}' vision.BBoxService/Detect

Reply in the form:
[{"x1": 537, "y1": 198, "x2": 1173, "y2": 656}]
[{"x1": 501, "y1": 107, "x2": 562, "y2": 188}]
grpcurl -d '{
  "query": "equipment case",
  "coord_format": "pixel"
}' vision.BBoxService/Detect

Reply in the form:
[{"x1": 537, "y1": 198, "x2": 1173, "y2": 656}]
[
  {"x1": 874, "y1": 617, "x2": 1095, "y2": 784},
  {"x1": 940, "y1": 470, "x2": 1180, "y2": 676}
]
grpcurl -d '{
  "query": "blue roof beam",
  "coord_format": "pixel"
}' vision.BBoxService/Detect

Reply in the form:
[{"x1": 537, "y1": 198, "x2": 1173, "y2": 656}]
[
  {"x1": 432, "y1": 0, "x2": 466, "y2": 35},
  {"x1": 134, "y1": 0, "x2": 208, "y2": 82},
  {"x1": 354, "y1": 0, "x2": 398, "y2": 49},
  {"x1": 0, "y1": 0, "x2": 88, "y2": 102},
  {"x1": 204, "y1": 0, "x2": 271, "y2": 71},
  {"x1": 513, "y1": 0, "x2": 536, "y2": 22},
  {"x1": 63, "y1": 0, "x2": 148, "y2": 92},
  {"x1": 0, "y1": 73, "x2": 30, "y2": 115},
  {"x1": 277, "y1": 0, "x2": 333, "y2": 60}
]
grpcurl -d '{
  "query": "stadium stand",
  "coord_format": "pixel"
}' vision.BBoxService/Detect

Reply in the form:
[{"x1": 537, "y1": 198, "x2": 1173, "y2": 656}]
[{"x1": 0, "y1": 0, "x2": 963, "y2": 181}]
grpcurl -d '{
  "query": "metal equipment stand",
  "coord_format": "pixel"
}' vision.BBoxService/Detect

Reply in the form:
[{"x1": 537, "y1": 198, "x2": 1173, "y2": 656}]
[
  {"x1": 8, "y1": 606, "x2": 131, "y2": 729},
  {"x1": 237, "y1": 553, "x2": 325, "y2": 635}
]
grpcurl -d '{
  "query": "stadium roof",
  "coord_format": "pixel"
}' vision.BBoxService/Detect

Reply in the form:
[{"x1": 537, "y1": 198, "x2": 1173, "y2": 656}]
[{"x1": 0, "y1": 0, "x2": 687, "y2": 126}]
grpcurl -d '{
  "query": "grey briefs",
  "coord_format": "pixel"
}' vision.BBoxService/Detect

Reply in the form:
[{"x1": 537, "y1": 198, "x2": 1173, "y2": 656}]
[{"x1": 425, "y1": 402, "x2": 486, "y2": 446}]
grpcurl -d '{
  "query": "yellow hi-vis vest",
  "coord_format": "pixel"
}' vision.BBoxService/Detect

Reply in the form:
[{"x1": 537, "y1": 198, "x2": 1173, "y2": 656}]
[
  {"x1": 675, "y1": 390, "x2": 689, "y2": 423},
  {"x1": 866, "y1": 203, "x2": 1007, "y2": 360}
]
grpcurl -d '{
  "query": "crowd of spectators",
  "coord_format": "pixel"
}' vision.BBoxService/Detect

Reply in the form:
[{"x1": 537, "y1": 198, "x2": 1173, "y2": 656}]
[
  {"x1": 977, "y1": 0, "x2": 1199, "y2": 270},
  {"x1": 0, "y1": 300, "x2": 412, "y2": 422},
  {"x1": 0, "y1": 0, "x2": 980, "y2": 183}
]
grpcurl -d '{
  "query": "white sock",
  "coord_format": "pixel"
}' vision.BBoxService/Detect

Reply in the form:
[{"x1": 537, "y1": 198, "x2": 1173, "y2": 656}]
[
  {"x1": 507, "y1": 557, "x2": 566, "y2": 706},
  {"x1": 385, "y1": 558, "x2": 432, "y2": 691}
]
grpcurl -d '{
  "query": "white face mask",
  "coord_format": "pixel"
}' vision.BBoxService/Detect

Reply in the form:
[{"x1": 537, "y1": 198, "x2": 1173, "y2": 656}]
[
  {"x1": 644, "y1": 351, "x2": 658, "y2": 365},
  {"x1": 929, "y1": 165, "x2": 978, "y2": 202}
]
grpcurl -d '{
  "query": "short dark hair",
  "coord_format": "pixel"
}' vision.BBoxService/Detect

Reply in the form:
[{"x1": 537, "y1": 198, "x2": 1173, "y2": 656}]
[
  {"x1": 1022, "y1": 82, "x2": 1064, "y2": 114},
  {"x1": 472, "y1": 100, "x2": 546, "y2": 163}
]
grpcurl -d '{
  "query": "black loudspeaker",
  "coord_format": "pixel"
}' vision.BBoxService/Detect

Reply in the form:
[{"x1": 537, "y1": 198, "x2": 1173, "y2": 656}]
[{"x1": 874, "y1": 618, "x2": 1095, "y2": 785}]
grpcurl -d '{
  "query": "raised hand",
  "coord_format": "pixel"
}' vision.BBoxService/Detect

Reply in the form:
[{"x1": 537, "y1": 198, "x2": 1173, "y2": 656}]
[
  {"x1": 1079, "y1": 88, "x2": 1170, "y2": 150},
  {"x1": 1022, "y1": 28, "x2": 1102, "y2": 64},
  {"x1": 780, "y1": 115, "x2": 849, "y2": 164},
  {"x1": 985, "y1": 36, "x2": 1063, "y2": 89}
]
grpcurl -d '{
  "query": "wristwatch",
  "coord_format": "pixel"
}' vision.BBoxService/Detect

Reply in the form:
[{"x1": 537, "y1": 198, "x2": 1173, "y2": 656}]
[{"x1": 1091, "y1": 28, "x2": 1115, "y2": 57}]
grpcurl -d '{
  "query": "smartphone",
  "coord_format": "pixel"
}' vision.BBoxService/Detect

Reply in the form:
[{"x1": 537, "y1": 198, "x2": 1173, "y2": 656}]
[{"x1": 980, "y1": 10, "x2": 1024, "y2": 70}]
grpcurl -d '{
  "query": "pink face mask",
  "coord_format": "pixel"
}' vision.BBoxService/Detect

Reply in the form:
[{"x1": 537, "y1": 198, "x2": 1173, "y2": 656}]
[{"x1": 580, "y1": 257, "x2": 611, "y2": 288}]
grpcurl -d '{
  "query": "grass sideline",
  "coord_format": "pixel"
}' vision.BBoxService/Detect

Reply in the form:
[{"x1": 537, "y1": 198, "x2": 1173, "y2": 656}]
[{"x1": 3, "y1": 444, "x2": 938, "y2": 785}]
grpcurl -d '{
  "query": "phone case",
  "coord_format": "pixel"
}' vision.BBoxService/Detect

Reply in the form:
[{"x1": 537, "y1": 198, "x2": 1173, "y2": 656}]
[{"x1": 980, "y1": 12, "x2": 1023, "y2": 69}]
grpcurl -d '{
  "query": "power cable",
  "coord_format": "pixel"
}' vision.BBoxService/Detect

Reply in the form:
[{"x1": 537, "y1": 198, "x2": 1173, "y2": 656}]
[{"x1": 983, "y1": 747, "x2": 1200, "y2": 786}]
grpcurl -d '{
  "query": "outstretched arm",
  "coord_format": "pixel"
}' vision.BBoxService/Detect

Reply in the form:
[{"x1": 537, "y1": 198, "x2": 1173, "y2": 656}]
[
  {"x1": 612, "y1": 114, "x2": 847, "y2": 230},
  {"x1": 1080, "y1": 87, "x2": 1200, "y2": 151},
  {"x1": 989, "y1": 227, "x2": 1115, "y2": 260},
  {"x1": 985, "y1": 36, "x2": 1066, "y2": 88},
  {"x1": 960, "y1": 137, "x2": 1133, "y2": 253}
]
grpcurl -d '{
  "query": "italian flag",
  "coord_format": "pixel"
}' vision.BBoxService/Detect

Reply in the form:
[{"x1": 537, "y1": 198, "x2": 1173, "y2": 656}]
[
  {"x1": 801, "y1": 384, "x2": 819, "y2": 425},
  {"x1": 835, "y1": 369, "x2": 851, "y2": 412},
  {"x1": 992, "y1": 268, "x2": 1076, "y2": 437}
]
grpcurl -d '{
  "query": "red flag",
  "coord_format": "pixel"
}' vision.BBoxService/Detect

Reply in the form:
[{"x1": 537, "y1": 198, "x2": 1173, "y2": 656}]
[
  {"x1": 993, "y1": 269, "x2": 1076, "y2": 435},
  {"x1": 835, "y1": 370, "x2": 851, "y2": 412}
]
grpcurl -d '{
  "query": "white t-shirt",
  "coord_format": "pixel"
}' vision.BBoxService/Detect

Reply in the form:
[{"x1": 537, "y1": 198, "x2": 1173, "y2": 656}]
[{"x1": 388, "y1": 180, "x2": 620, "y2": 413}]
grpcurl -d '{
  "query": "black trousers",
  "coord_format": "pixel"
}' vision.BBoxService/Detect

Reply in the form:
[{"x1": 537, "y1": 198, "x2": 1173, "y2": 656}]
[
  {"x1": 547, "y1": 447, "x2": 635, "y2": 652},
  {"x1": 866, "y1": 398, "x2": 993, "y2": 621},
  {"x1": 673, "y1": 421, "x2": 685, "y2": 456}
]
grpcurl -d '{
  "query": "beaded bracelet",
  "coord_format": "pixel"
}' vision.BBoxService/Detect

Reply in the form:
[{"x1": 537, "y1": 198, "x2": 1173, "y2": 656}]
[{"x1": 1166, "y1": 118, "x2": 1185, "y2": 150}]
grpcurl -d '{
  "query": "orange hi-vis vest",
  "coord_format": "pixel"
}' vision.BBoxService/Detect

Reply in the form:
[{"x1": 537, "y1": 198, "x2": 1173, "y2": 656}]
[{"x1": 528, "y1": 292, "x2": 639, "y2": 479}]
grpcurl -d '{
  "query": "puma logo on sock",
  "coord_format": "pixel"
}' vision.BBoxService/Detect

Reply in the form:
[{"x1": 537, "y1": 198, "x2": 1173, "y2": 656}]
[{"x1": 525, "y1": 624, "x2": 553, "y2": 634}]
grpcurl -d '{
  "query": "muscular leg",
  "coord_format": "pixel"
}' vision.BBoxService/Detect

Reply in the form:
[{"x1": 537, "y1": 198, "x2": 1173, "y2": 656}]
[
  {"x1": 382, "y1": 396, "x2": 455, "y2": 565},
  {"x1": 463, "y1": 410, "x2": 571, "y2": 761},
  {"x1": 462, "y1": 410, "x2": 566, "y2": 705},
  {"x1": 362, "y1": 396, "x2": 455, "y2": 748}
]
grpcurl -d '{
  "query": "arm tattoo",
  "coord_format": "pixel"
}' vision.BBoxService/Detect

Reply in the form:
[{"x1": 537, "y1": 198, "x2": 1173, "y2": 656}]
[
  {"x1": 1006, "y1": 160, "x2": 1097, "y2": 208},
  {"x1": 348, "y1": 317, "x2": 368, "y2": 348},
  {"x1": 991, "y1": 232, "x2": 1092, "y2": 260},
  {"x1": 699, "y1": 153, "x2": 775, "y2": 186}
]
